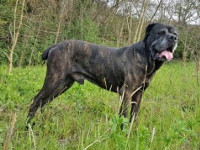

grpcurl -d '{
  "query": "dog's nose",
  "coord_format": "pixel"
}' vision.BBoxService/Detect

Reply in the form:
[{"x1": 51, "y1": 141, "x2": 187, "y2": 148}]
[{"x1": 168, "y1": 34, "x2": 177, "y2": 42}]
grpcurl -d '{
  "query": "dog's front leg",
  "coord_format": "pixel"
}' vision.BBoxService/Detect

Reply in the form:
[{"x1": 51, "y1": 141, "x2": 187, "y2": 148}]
[
  {"x1": 118, "y1": 85, "x2": 135, "y2": 129},
  {"x1": 118, "y1": 83, "x2": 144, "y2": 129},
  {"x1": 129, "y1": 90, "x2": 143, "y2": 123},
  {"x1": 119, "y1": 91, "x2": 132, "y2": 118}
]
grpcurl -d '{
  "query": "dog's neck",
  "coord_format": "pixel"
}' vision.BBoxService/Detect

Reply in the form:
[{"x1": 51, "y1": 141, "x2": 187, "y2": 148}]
[
  {"x1": 145, "y1": 44, "x2": 164, "y2": 76},
  {"x1": 147, "y1": 57, "x2": 164, "y2": 75}
]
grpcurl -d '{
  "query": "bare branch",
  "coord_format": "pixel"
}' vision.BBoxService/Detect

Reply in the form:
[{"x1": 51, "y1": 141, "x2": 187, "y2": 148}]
[{"x1": 150, "y1": 0, "x2": 163, "y2": 22}]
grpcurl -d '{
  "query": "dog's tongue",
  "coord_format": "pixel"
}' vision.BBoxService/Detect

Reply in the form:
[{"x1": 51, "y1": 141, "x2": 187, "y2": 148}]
[{"x1": 159, "y1": 50, "x2": 173, "y2": 61}]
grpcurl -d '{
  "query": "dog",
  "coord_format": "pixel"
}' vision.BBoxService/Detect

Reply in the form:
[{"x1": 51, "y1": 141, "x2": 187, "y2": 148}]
[{"x1": 27, "y1": 23, "x2": 178, "y2": 126}]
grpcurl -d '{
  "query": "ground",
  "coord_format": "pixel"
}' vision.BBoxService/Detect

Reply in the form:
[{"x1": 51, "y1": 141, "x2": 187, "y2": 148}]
[{"x1": 0, "y1": 61, "x2": 199, "y2": 150}]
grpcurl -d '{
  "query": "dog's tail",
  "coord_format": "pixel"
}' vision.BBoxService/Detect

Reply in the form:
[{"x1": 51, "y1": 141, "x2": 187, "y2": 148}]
[{"x1": 42, "y1": 45, "x2": 56, "y2": 60}]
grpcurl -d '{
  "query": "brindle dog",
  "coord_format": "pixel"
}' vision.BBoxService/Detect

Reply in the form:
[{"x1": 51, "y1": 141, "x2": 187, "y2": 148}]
[{"x1": 27, "y1": 23, "x2": 178, "y2": 127}]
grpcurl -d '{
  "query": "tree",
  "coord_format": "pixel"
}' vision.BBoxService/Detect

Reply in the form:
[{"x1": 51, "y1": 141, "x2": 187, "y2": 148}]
[{"x1": 8, "y1": 0, "x2": 25, "y2": 74}]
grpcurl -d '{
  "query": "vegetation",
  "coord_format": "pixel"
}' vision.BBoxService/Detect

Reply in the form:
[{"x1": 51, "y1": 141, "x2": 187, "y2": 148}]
[
  {"x1": 0, "y1": 62, "x2": 200, "y2": 149},
  {"x1": 0, "y1": 0, "x2": 200, "y2": 70},
  {"x1": 0, "y1": 0, "x2": 200, "y2": 149}
]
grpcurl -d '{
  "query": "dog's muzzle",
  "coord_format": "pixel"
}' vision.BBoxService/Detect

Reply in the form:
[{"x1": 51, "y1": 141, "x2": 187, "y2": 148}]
[{"x1": 152, "y1": 35, "x2": 178, "y2": 61}]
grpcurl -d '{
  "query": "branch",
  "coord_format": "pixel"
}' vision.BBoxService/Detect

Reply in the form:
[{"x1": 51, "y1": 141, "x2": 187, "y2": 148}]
[
  {"x1": 150, "y1": 0, "x2": 163, "y2": 22},
  {"x1": 13, "y1": 0, "x2": 19, "y2": 42},
  {"x1": 1, "y1": 49, "x2": 10, "y2": 61}
]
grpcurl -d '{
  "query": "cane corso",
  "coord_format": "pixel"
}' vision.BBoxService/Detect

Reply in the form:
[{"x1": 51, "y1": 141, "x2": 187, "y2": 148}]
[{"x1": 27, "y1": 23, "x2": 178, "y2": 126}]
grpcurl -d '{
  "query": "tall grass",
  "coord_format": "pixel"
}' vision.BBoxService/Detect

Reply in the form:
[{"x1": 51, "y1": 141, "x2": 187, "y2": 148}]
[{"x1": 0, "y1": 61, "x2": 199, "y2": 150}]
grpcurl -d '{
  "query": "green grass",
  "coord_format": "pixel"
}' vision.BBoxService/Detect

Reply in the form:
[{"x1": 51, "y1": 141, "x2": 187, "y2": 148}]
[{"x1": 0, "y1": 62, "x2": 200, "y2": 150}]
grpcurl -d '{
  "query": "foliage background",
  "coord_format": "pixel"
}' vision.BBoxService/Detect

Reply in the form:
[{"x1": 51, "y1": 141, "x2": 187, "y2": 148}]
[{"x1": 0, "y1": 0, "x2": 200, "y2": 67}]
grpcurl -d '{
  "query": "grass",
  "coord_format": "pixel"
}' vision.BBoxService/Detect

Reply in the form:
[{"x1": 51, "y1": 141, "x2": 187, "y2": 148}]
[{"x1": 0, "y1": 61, "x2": 200, "y2": 150}]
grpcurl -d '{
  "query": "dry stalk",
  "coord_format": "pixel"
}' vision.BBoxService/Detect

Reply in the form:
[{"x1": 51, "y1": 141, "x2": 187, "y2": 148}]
[
  {"x1": 3, "y1": 113, "x2": 17, "y2": 150},
  {"x1": 28, "y1": 124, "x2": 36, "y2": 150},
  {"x1": 83, "y1": 128, "x2": 110, "y2": 150},
  {"x1": 127, "y1": 113, "x2": 135, "y2": 138},
  {"x1": 151, "y1": 127, "x2": 155, "y2": 143}
]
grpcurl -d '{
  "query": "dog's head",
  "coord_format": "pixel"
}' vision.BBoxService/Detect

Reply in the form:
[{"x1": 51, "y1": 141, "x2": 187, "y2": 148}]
[{"x1": 144, "y1": 23, "x2": 178, "y2": 61}]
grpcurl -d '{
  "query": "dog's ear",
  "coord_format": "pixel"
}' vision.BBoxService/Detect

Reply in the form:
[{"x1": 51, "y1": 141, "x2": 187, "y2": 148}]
[
  {"x1": 144, "y1": 23, "x2": 157, "y2": 41},
  {"x1": 146, "y1": 23, "x2": 157, "y2": 34}
]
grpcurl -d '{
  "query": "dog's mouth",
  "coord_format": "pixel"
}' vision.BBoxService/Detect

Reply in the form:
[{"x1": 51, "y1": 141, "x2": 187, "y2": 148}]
[
  {"x1": 158, "y1": 50, "x2": 173, "y2": 61},
  {"x1": 153, "y1": 46, "x2": 174, "y2": 61}
]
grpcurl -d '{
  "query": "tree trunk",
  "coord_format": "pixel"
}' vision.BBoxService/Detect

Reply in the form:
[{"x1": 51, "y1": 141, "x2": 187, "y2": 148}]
[
  {"x1": 8, "y1": 0, "x2": 25, "y2": 74},
  {"x1": 133, "y1": 0, "x2": 149, "y2": 43},
  {"x1": 28, "y1": 26, "x2": 40, "y2": 66},
  {"x1": 55, "y1": 0, "x2": 70, "y2": 43},
  {"x1": 117, "y1": 20, "x2": 124, "y2": 47}
]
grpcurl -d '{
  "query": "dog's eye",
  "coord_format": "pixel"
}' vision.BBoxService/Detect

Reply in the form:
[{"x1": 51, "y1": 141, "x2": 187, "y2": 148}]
[
  {"x1": 158, "y1": 30, "x2": 166, "y2": 35},
  {"x1": 173, "y1": 32, "x2": 178, "y2": 36}
]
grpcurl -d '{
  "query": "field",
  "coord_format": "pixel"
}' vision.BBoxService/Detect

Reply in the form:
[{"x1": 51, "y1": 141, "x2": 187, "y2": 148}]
[{"x1": 0, "y1": 62, "x2": 200, "y2": 150}]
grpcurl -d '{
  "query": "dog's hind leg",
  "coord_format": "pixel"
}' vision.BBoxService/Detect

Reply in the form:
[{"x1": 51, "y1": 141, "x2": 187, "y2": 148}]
[
  {"x1": 27, "y1": 75, "x2": 74, "y2": 125},
  {"x1": 26, "y1": 47, "x2": 75, "y2": 127},
  {"x1": 40, "y1": 78, "x2": 74, "y2": 109}
]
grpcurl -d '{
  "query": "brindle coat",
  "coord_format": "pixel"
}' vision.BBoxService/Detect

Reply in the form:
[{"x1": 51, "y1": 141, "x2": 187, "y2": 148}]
[{"x1": 27, "y1": 23, "x2": 178, "y2": 126}]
